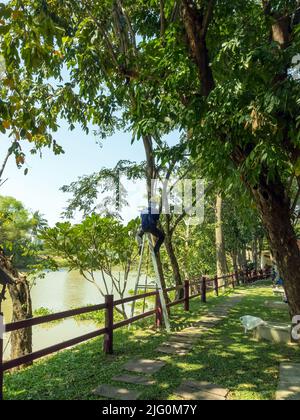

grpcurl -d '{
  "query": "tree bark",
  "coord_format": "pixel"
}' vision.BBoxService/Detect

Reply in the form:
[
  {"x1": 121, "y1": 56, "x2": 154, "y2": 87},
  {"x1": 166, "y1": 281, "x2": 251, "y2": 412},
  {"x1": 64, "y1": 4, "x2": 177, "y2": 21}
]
[
  {"x1": 231, "y1": 251, "x2": 239, "y2": 274},
  {"x1": 215, "y1": 195, "x2": 228, "y2": 280},
  {"x1": 142, "y1": 135, "x2": 156, "y2": 202},
  {"x1": 141, "y1": 135, "x2": 170, "y2": 305},
  {"x1": 164, "y1": 230, "x2": 184, "y2": 299},
  {"x1": 252, "y1": 173, "x2": 300, "y2": 317},
  {"x1": 237, "y1": 247, "x2": 246, "y2": 270},
  {"x1": 252, "y1": 237, "x2": 258, "y2": 270},
  {"x1": 181, "y1": 0, "x2": 215, "y2": 97},
  {"x1": 0, "y1": 249, "x2": 32, "y2": 366}
]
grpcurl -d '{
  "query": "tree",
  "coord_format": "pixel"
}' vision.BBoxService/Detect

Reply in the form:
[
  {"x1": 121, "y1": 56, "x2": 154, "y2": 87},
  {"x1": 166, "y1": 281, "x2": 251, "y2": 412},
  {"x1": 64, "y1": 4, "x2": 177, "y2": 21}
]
[
  {"x1": 0, "y1": 195, "x2": 50, "y2": 362},
  {"x1": 215, "y1": 194, "x2": 228, "y2": 279},
  {"x1": 41, "y1": 215, "x2": 139, "y2": 319},
  {"x1": 0, "y1": 0, "x2": 68, "y2": 362},
  {"x1": 178, "y1": 0, "x2": 300, "y2": 315},
  {"x1": 0, "y1": 196, "x2": 45, "y2": 267},
  {"x1": 3, "y1": 0, "x2": 300, "y2": 315}
]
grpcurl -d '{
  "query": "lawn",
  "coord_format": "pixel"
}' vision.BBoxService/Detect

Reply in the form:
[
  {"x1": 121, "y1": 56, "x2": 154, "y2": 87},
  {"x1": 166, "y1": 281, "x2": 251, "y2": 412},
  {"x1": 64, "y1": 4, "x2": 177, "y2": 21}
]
[{"x1": 4, "y1": 283, "x2": 300, "y2": 400}]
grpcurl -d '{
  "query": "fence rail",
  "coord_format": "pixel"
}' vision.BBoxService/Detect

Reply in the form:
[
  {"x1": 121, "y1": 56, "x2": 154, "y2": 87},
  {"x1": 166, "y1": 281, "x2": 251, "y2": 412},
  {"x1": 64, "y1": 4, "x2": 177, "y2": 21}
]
[{"x1": 0, "y1": 268, "x2": 273, "y2": 400}]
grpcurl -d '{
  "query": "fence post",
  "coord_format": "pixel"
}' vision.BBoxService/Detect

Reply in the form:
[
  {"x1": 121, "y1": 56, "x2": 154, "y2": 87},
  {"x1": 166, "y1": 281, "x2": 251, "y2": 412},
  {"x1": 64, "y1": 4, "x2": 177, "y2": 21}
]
[
  {"x1": 201, "y1": 276, "x2": 207, "y2": 303},
  {"x1": 214, "y1": 276, "x2": 219, "y2": 297},
  {"x1": 103, "y1": 295, "x2": 114, "y2": 355},
  {"x1": 184, "y1": 280, "x2": 190, "y2": 312},
  {"x1": 155, "y1": 291, "x2": 163, "y2": 328},
  {"x1": 0, "y1": 312, "x2": 4, "y2": 401}
]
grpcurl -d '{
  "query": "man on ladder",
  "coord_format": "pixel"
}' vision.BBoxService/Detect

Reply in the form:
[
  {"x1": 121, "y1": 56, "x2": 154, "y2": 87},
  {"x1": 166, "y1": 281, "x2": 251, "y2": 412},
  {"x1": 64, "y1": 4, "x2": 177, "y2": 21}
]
[
  {"x1": 134, "y1": 202, "x2": 170, "y2": 332},
  {"x1": 136, "y1": 202, "x2": 165, "y2": 255}
]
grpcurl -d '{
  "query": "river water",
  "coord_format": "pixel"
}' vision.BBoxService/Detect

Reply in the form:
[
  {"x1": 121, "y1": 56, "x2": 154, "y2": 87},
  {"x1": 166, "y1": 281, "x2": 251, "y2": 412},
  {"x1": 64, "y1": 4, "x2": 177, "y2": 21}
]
[{"x1": 2, "y1": 269, "x2": 152, "y2": 360}]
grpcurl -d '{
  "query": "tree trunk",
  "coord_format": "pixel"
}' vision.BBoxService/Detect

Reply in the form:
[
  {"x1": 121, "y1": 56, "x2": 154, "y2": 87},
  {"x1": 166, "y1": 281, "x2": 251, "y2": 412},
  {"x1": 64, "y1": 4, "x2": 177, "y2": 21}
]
[
  {"x1": 231, "y1": 251, "x2": 239, "y2": 274},
  {"x1": 155, "y1": 253, "x2": 170, "y2": 307},
  {"x1": 181, "y1": 0, "x2": 215, "y2": 96},
  {"x1": 258, "y1": 236, "x2": 264, "y2": 270},
  {"x1": 141, "y1": 135, "x2": 170, "y2": 306},
  {"x1": 163, "y1": 214, "x2": 183, "y2": 298},
  {"x1": 237, "y1": 247, "x2": 246, "y2": 270},
  {"x1": 164, "y1": 232, "x2": 183, "y2": 299},
  {"x1": 0, "y1": 250, "x2": 32, "y2": 366},
  {"x1": 142, "y1": 135, "x2": 156, "y2": 202},
  {"x1": 252, "y1": 237, "x2": 258, "y2": 270},
  {"x1": 252, "y1": 174, "x2": 300, "y2": 317},
  {"x1": 215, "y1": 194, "x2": 228, "y2": 280}
]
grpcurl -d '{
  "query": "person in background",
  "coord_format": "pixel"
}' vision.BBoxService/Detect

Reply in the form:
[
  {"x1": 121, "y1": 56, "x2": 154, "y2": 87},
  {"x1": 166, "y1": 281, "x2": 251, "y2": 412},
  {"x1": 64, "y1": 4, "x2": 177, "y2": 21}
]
[
  {"x1": 273, "y1": 265, "x2": 288, "y2": 303},
  {"x1": 136, "y1": 202, "x2": 165, "y2": 255}
]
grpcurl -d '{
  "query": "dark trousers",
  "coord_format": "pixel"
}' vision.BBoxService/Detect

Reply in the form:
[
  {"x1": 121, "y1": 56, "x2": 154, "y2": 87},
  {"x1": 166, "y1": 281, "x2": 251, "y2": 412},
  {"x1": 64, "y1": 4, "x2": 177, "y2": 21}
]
[{"x1": 137, "y1": 225, "x2": 165, "y2": 254}]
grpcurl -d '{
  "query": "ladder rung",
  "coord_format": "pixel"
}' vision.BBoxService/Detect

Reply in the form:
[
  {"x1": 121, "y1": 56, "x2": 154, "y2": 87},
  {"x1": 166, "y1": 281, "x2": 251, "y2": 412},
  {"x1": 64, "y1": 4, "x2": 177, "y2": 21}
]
[{"x1": 136, "y1": 285, "x2": 157, "y2": 289}]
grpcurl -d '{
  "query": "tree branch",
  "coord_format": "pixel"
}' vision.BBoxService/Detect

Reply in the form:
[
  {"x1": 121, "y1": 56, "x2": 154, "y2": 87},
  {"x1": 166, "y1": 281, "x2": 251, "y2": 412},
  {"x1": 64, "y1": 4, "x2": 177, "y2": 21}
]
[
  {"x1": 160, "y1": 0, "x2": 166, "y2": 40},
  {"x1": 181, "y1": 0, "x2": 215, "y2": 96},
  {"x1": 291, "y1": 186, "x2": 300, "y2": 215},
  {"x1": 201, "y1": 0, "x2": 216, "y2": 38},
  {"x1": 170, "y1": 1, "x2": 180, "y2": 23},
  {"x1": 117, "y1": 0, "x2": 137, "y2": 52},
  {"x1": 84, "y1": 5, "x2": 120, "y2": 69},
  {"x1": 0, "y1": 141, "x2": 16, "y2": 183},
  {"x1": 262, "y1": 0, "x2": 271, "y2": 15}
]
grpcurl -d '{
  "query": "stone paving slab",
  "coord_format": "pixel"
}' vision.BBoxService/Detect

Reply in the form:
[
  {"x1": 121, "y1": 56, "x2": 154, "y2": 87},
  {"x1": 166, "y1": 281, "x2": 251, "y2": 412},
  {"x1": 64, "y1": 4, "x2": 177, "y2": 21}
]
[
  {"x1": 276, "y1": 384, "x2": 300, "y2": 400},
  {"x1": 175, "y1": 381, "x2": 229, "y2": 401},
  {"x1": 156, "y1": 346, "x2": 190, "y2": 355},
  {"x1": 276, "y1": 363, "x2": 300, "y2": 400},
  {"x1": 200, "y1": 316, "x2": 223, "y2": 322},
  {"x1": 93, "y1": 384, "x2": 141, "y2": 400},
  {"x1": 124, "y1": 359, "x2": 166, "y2": 374},
  {"x1": 174, "y1": 333, "x2": 205, "y2": 340},
  {"x1": 161, "y1": 341, "x2": 193, "y2": 349},
  {"x1": 193, "y1": 321, "x2": 219, "y2": 328},
  {"x1": 184, "y1": 326, "x2": 209, "y2": 332},
  {"x1": 213, "y1": 305, "x2": 233, "y2": 310},
  {"x1": 209, "y1": 310, "x2": 229, "y2": 316},
  {"x1": 228, "y1": 298, "x2": 243, "y2": 304},
  {"x1": 180, "y1": 330, "x2": 209, "y2": 337},
  {"x1": 168, "y1": 335, "x2": 197, "y2": 344},
  {"x1": 183, "y1": 381, "x2": 229, "y2": 397},
  {"x1": 112, "y1": 374, "x2": 156, "y2": 386},
  {"x1": 279, "y1": 363, "x2": 300, "y2": 382}
]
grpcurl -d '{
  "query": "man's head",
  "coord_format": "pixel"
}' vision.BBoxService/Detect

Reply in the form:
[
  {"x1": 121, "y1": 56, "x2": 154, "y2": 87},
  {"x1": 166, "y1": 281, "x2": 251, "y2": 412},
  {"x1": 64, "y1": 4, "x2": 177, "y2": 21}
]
[{"x1": 149, "y1": 200, "x2": 159, "y2": 214}]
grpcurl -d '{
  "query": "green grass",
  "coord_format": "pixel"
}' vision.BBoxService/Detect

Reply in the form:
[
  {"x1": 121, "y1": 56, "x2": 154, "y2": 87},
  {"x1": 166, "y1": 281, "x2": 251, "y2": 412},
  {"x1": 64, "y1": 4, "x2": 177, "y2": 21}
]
[{"x1": 4, "y1": 283, "x2": 300, "y2": 400}]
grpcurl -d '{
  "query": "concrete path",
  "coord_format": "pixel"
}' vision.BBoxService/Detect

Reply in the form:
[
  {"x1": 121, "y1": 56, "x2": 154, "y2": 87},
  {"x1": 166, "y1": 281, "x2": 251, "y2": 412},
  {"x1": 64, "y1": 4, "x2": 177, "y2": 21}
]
[
  {"x1": 175, "y1": 380, "x2": 229, "y2": 400},
  {"x1": 276, "y1": 363, "x2": 300, "y2": 400},
  {"x1": 93, "y1": 294, "x2": 243, "y2": 400},
  {"x1": 93, "y1": 384, "x2": 142, "y2": 400}
]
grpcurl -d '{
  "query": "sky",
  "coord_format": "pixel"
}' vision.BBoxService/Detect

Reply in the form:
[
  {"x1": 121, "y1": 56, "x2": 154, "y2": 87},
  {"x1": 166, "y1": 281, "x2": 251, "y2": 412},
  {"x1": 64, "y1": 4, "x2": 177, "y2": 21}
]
[
  {"x1": 0, "y1": 121, "x2": 144, "y2": 226},
  {"x1": 0, "y1": 120, "x2": 179, "y2": 226}
]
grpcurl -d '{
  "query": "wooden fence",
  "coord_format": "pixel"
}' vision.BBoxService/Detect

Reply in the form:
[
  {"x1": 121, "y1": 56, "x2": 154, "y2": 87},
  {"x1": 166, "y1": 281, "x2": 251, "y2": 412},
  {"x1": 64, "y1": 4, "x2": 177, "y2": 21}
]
[{"x1": 0, "y1": 268, "x2": 273, "y2": 400}]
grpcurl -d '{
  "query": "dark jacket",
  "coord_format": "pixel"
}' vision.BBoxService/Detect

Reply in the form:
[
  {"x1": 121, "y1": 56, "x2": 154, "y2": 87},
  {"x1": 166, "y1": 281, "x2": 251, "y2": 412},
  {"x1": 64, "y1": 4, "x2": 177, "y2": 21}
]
[{"x1": 141, "y1": 207, "x2": 160, "y2": 230}]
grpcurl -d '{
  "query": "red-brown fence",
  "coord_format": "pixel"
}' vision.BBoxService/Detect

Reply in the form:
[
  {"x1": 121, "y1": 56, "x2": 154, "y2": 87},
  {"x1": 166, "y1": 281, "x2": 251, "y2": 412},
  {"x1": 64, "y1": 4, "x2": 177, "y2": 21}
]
[{"x1": 0, "y1": 268, "x2": 273, "y2": 400}]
